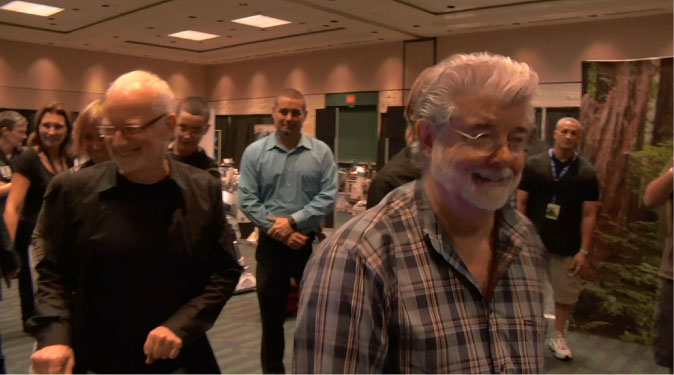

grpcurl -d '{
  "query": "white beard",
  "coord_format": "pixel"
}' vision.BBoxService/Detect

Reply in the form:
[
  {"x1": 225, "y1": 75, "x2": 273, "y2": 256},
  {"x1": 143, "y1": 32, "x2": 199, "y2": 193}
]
[{"x1": 430, "y1": 144, "x2": 521, "y2": 211}]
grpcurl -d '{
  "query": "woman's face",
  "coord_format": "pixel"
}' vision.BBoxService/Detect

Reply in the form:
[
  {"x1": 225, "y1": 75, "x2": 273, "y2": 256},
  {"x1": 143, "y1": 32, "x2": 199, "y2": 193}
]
[
  {"x1": 81, "y1": 123, "x2": 110, "y2": 164},
  {"x1": 39, "y1": 112, "x2": 68, "y2": 150}
]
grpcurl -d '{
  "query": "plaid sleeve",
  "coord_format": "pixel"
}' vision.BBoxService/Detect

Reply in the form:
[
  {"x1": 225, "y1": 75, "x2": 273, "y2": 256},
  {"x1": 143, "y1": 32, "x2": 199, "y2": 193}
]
[{"x1": 293, "y1": 236, "x2": 389, "y2": 373}]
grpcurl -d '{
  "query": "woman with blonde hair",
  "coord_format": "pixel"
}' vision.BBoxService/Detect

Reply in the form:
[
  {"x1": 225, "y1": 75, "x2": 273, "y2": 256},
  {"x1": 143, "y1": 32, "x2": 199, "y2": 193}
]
[{"x1": 72, "y1": 99, "x2": 110, "y2": 168}]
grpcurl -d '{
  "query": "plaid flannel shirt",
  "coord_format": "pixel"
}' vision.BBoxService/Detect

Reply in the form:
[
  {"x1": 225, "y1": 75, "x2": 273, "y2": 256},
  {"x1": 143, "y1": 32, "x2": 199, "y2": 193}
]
[{"x1": 294, "y1": 180, "x2": 547, "y2": 373}]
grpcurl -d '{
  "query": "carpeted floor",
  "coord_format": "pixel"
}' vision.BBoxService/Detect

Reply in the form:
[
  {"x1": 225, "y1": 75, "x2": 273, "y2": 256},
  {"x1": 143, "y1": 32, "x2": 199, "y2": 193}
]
[{"x1": 0, "y1": 240, "x2": 668, "y2": 374}]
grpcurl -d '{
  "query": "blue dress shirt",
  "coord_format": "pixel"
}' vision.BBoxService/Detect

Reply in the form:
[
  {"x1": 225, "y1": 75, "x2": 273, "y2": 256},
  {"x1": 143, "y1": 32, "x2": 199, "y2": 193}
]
[{"x1": 238, "y1": 132, "x2": 338, "y2": 234}]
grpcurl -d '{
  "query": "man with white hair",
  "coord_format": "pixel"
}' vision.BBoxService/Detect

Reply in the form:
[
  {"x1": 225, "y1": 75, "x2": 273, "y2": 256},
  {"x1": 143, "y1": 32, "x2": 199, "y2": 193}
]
[
  {"x1": 28, "y1": 70, "x2": 242, "y2": 373},
  {"x1": 517, "y1": 117, "x2": 599, "y2": 361},
  {"x1": 293, "y1": 52, "x2": 547, "y2": 373}
]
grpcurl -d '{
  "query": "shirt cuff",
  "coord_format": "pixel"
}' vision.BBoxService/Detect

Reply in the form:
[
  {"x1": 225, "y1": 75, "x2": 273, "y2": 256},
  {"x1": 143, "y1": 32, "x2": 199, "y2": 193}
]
[{"x1": 291, "y1": 211, "x2": 308, "y2": 229}]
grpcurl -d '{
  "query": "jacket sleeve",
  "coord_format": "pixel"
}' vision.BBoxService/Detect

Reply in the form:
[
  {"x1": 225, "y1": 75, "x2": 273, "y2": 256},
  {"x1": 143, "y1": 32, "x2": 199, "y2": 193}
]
[
  {"x1": 163, "y1": 177, "x2": 243, "y2": 343},
  {"x1": 29, "y1": 175, "x2": 75, "y2": 349}
]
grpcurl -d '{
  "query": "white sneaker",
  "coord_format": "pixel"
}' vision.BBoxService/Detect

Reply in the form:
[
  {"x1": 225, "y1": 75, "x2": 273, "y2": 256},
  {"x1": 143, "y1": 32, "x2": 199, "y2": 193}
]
[{"x1": 548, "y1": 331, "x2": 573, "y2": 360}]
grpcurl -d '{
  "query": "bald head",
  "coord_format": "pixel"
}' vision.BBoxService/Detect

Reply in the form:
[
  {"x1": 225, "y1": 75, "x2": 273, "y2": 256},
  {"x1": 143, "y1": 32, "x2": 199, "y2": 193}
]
[{"x1": 105, "y1": 70, "x2": 175, "y2": 116}]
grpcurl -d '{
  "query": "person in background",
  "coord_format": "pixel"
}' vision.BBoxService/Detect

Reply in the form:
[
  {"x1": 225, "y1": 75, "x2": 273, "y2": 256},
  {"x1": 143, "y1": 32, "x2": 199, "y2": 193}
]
[
  {"x1": 238, "y1": 88, "x2": 338, "y2": 373},
  {"x1": 643, "y1": 159, "x2": 673, "y2": 372},
  {"x1": 364, "y1": 65, "x2": 443, "y2": 208},
  {"x1": 169, "y1": 96, "x2": 219, "y2": 178},
  {"x1": 0, "y1": 110, "x2": 25, "y2": 374},
  {"x1": 72, "y1": 99, "x2": 110, "y2": 169},
  {"x1": 3, "y1": 102, "x2": 73, "y2": 331},
  {"x1": 294, "y1": 52, "x2": 546, "y2": 373},
  {"x1": 28, "y1": 70, "x2": 242, "y2": 374},
  {"x1": 517, "y1": 117, "x2": 600, "y2": 361}
]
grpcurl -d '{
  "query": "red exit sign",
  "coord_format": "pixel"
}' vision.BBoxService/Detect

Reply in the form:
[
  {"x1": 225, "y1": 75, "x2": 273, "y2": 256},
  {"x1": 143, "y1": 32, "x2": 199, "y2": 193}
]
[{"x1": 346, "y1": 94, "x2": 356, "y2": 104}]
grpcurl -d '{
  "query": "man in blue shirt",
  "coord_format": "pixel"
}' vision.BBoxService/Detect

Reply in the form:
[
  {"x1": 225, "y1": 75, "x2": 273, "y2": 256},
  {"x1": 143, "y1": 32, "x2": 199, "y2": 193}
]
[{"x1": 238, "y1": 88, "x2": 337, "y2": 373}]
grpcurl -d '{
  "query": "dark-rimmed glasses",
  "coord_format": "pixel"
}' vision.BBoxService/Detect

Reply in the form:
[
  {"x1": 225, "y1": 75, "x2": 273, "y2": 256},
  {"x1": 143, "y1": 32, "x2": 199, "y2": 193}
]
[{"x1": 98, "y1": 113, "x2": 167, "y2": 138}]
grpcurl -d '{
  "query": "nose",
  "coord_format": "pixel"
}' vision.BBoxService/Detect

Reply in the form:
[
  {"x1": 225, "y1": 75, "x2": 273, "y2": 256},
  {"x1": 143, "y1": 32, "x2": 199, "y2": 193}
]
[
  {"x1": 283, "y1": 113, "x2": 293, "y2": 122},
  {"x1": 111, "y1": 129, "x2": 128, "y2": 146},
  {"x1": 489, "y1": 140, "x2": 516, "y2": 166}
]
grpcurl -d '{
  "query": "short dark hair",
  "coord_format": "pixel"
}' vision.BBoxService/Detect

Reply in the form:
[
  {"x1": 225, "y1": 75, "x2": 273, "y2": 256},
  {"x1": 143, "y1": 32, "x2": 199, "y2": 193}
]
[
  {"x1": 176, "y1": 96, "x2": 210, "y2": 119},
  {"x1": 274, "y1": 88, "x2": 306, "y2": 111}
]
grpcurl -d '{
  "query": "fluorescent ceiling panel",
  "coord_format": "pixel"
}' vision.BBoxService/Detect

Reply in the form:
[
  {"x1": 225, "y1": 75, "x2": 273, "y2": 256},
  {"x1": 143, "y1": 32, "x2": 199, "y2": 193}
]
[
  {"x1": 169, "y1": 30, "x2": 219, "y2": 41},
  {"x1": 231, "y1": 14, "x2": 291, "y2": 28},
  {"x1": 1, "y1": 1, "x2": 63, "y2": 16}
]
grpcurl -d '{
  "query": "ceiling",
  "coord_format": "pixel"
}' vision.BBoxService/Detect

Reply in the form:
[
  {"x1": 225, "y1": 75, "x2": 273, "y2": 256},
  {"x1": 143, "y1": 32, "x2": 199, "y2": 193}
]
[{"x1": 0, "y1": 0, "x2": 671, "y2": 65}]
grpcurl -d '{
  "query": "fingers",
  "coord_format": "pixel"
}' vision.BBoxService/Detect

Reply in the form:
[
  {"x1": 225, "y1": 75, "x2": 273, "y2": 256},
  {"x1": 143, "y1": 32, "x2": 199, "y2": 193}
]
[
  {"x1": 143, "y1": 327, "x2": 182, "y2": 366},
  {"x1": 31, "y1": 345, "x2": 74, "y2": 374},
  {"x1": 266, "y1": 216, "x2": 278, "y2": 222}
]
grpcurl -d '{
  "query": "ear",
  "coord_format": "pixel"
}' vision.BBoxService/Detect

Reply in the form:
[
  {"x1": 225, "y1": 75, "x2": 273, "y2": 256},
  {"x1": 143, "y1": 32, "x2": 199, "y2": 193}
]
[{"x1": 416, "y1": 119, "x2": 436, "y2": 157}]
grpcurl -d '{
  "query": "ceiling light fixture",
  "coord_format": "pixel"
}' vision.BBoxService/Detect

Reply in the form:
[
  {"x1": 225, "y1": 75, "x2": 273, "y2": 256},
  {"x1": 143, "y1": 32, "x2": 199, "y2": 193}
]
[
  {"x1": 231, "y1": 14, "x2": 291, "y2": 28},
  {"x1": 0, "y1": 1, "x2": 63, "y2": 16},
  {"x1": 169, "y1": 30, "x2": 219, "y2": 41}
]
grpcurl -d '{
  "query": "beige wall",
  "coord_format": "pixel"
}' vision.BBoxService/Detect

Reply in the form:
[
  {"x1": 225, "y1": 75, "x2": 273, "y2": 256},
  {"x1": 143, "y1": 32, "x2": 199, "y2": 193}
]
[
  {"x1": 437, "y1": 14, "x2": 673, "y2": 107},
  {"x1": 0, "y1": 39, "x2": 206, "y2": 111},
  {"x1": 0, "y1": 14, "x2": 670, "y2": 153}
]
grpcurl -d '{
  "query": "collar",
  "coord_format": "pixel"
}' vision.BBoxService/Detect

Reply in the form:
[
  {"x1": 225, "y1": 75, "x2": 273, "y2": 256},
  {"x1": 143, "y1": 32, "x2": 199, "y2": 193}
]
[
  {"x1": 415, "y1": 180, "x2": 528, "y2": 264},
  {"x1": 94, "y1": 158, "x2": 189, "y2": 193},
  {"x1": 265, "y1": 131, "x2": 312, "y2": 152}
]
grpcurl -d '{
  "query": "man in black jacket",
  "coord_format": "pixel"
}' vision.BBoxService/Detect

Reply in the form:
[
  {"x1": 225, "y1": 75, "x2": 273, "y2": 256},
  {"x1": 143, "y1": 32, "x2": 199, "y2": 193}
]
[{"x1": 29, "y1": 70, "x2": 242, "y2": 374}]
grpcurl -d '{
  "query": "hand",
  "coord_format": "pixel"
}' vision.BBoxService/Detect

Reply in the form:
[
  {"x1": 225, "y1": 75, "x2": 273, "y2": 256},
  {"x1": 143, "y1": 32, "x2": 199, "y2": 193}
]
[
  {"x1": 285, "y1": 232, "x2": 309, "y2": 250},
  {"x1": 4, "y1": 268, "x2": 18, "y2": 288},
  {"x1": 143, "y1": 326, "x2": 182, "y2": 365},
  {"x1": 31, "y1": 344, "x2": 75, "y2": 374},
  {"x1": 569, "y1": 251, "x2": 590, "y2": 276},
  {"x1": 266, "y1": 216, "x2": 294, "y2": 242}
]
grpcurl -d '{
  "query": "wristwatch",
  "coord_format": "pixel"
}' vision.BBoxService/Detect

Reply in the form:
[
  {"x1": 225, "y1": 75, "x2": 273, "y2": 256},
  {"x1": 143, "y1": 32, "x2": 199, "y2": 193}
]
[{"x1": 579, "y1": 248, "x2": 590, "y2": 256}]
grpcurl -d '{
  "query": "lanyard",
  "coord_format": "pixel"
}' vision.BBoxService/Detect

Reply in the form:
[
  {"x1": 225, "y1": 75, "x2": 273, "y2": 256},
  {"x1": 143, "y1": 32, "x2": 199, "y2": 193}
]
[{"x1": 549, "y1": 148, "x2": 578, "y2": 203}]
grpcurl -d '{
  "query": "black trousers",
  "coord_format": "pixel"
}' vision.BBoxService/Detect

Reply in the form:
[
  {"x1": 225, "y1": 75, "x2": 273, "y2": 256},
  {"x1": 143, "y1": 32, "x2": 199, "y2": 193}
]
[
  {"x1": 15, "y1": 220, "x2": 35, "y2": 328},
  {"x1": 256, "y1": 232, "x2": 312, "y2": 374}
]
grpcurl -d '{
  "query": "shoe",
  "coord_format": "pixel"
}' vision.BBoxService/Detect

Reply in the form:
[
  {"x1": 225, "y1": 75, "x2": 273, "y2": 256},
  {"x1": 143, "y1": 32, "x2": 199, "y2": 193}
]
[{"x1": 548, "y1": 331, "x2": 572, "y2": 360}]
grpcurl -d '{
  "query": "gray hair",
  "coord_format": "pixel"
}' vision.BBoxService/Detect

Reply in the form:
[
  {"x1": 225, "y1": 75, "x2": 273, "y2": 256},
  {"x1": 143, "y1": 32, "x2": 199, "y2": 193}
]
[
  {"x1": 104, "y1": 70, "x2": 175, "y2": 115},
  {"x1": 556, "y1": 117, "x2": 581, "y2": 130},
  {"x1": 416, "y1": 52, "x2": 539, "y2": 135},
  {"x1": 0, "y1": 111, "x2": 28, "y2": 129}
]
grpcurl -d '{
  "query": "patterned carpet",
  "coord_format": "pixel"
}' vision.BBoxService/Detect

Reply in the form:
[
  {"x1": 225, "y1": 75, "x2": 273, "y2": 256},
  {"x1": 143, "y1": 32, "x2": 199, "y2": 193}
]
[{"x1": 0, "y1": 240, "x2": 668, "y2": 374}]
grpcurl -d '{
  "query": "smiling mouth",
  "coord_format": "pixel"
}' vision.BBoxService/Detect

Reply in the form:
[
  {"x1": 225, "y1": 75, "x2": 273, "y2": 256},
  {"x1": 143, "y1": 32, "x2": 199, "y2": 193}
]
[{"x1": 471, "y1": 170, "x2": 513, "y2": 184}]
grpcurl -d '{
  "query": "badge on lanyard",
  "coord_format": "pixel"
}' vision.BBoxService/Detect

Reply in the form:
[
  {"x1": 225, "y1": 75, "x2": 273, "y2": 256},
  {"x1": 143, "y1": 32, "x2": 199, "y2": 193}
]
[{"x1": 546, "y1": 149, "x2": 578, "y2": 221}]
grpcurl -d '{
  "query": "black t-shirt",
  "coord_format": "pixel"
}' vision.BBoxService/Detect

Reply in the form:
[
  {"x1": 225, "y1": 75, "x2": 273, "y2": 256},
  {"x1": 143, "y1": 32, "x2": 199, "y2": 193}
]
[
  {"x1": 81, "y1": 173, "x2": 185, "y2": 372},
  {"x1": 12, "y1": 148, "x2": 61, "y2": 224},
  {"x1": 0, "y1": 147, "x2": 24, "y2": 209},
  {"x1": 366, "y1": 147, "x2": 421, "y2": 208},
  {"x1": 168, "y1": 148, "x2": 220, "y2": 179},
  {"x1": 518, "y1": 150, "x2": 600, "y2": 256}
]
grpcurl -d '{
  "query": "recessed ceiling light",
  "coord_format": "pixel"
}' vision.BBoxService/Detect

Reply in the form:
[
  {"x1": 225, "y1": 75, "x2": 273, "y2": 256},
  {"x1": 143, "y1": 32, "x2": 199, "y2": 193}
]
[
  {"x1": 231, "y1": 14, "x2": 291, "y2": 28},
  {"x1": 412, "y1": 24, "x2": 420, "y2": 27},
  {"x1": 1, "y1": 1, "x2": 63, "y2": 16},
  {"x1": 447, "y1": 5, "x2": 455, "y2": 8},
  {"x1": 169, "y1": 30, "x2": 219, "y2": 41}
]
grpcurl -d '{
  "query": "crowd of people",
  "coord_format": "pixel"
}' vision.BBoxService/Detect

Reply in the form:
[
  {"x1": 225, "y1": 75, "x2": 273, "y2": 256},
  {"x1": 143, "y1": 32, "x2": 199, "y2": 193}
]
[{"x1": 0, "y1": 51, "x2": 669, "y2": 374}]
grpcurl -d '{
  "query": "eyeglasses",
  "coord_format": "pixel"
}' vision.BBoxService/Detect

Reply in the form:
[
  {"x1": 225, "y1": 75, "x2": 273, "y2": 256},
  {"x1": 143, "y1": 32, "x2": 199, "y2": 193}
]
[
  {"x1": 98, "y1": 113, "x2": 166, "y2": 138},
  {"x1": 449, "y1": 127, "x2": 528, "y2": 154},
  {"x1": 177, "y1": 123, "x2": 208, "y2": 136}
]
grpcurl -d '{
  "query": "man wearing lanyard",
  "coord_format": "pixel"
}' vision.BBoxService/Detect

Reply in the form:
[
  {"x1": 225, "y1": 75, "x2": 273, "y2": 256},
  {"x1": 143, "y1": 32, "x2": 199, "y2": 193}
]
[{"x1": 517, "y1": 117, "x2": 600, "y2": 361}]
